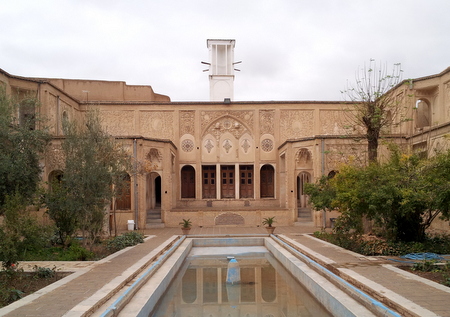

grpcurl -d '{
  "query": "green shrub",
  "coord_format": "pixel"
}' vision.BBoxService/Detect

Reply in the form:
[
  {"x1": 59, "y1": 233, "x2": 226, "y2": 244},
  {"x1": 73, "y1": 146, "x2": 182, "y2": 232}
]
[
  {"x1": 0, "y1": 288, "x2": 24, "y2": 305},
  {"x1": 61, "y1": 243, "x2": 94, "y2": 261},
  {"x1": 106, "y1": 231, "x2": 144, "y2": 252},
  {"x1": 313, "y1": 231, "x2": 450, "y2": 256},
  {"x1": 412, "y1": 260, "x2": 437, "y2": 272},
  {"x1": 32, "y1": 266, "x2": 56, "y2": 279}
]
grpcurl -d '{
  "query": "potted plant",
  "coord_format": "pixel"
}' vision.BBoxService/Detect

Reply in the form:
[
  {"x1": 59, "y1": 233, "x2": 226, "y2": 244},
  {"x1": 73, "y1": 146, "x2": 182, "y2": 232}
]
[
  {"x1": 179, "y1": 218, "x2": 192, "y2": 235},
  {"x1": 262, "y1": 216, "x2": 276, "y2": 234}
]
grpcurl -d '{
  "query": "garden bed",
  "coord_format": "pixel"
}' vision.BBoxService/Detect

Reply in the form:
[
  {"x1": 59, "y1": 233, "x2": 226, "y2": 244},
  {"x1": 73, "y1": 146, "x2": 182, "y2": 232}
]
[{"x1": 0, "y1": 267, "x2": 71, "y2": 308}]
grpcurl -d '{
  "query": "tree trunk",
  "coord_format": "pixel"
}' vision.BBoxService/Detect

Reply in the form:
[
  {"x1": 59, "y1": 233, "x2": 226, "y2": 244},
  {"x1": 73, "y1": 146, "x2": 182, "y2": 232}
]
[
  {"x1": 367, "y1": 125, "x2": 380, "y2": 163},
  {"x1": 368, "y1": 138, "x2": 378, "y2": 163}
]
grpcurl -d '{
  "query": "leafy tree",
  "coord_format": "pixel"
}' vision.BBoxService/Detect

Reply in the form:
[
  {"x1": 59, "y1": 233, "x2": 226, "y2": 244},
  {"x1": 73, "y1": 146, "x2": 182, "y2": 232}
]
[
  {"x1": 307, "y1": 147, "x2": 450, "y2": 242},
  {"x1": 341, "y1": 60, "x2": 405, "y2": 162},
  {"x1": 304, "y1": 175, "x2": 335, "y2": 212},
  {"x1": 0, "y1": 192, "x2": 53, "y2": 268},
  {"x1": 44, "y1": 111, "x2": 131, "y2": 246},
  {"x1": 0, "y1": 88, "x2": 49, "y2": 213},
  {"x1": 423, "y1": 150, "x2": 450, "y2": 223},
  {"x1": 43, "y1": 182, "x2": 79, "y2": 245}
]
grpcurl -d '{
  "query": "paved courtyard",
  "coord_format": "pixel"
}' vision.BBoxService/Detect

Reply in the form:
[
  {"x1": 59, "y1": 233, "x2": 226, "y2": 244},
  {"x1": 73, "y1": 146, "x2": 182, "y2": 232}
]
[{"x1": 1, "y1": 225, "x2": 449, "y2": 317}]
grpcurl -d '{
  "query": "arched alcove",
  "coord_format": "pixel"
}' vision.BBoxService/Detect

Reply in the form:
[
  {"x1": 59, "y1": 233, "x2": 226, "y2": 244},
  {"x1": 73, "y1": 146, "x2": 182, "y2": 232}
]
[
  {"x1": 181, "y1": 165, "x2": 195, "y2": 198},
  {"x1": 415, "y1": 99, "x2": 431, "y2": 129}
]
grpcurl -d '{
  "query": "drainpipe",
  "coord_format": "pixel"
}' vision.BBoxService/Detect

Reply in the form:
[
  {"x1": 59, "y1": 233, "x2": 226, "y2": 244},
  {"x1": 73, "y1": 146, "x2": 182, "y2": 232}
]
[
  {"x1": 321, "y1": 138, "x2": 326, "y2": 229},
  {"x1": 133, "y1": 139, "x2": 139, "y2": 230}
]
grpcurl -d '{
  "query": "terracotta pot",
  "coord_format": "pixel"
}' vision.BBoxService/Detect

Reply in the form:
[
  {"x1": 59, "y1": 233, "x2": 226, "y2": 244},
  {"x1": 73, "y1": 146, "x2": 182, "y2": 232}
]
[
  {"x1": 181, "y1": 227, "x2": 191, "y2": 235},
  {"x1": 266, "y1": 226, "x2": 275, "y2": 234}
]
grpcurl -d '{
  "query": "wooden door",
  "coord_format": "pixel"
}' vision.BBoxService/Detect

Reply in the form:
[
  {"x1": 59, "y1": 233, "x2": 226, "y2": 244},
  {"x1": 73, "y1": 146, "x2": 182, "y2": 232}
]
[
  {"x1": 202, "y1": 166, "x2": 216, "y2": 199},
  {"x1": 221, "y1": 165, "x2": 235, "y2": 198},
  {"x1": 240, "y1": 165, "x2": 253, "y2": 198},
  {"x1": 181, "y1": 165, "x2": 195, "y2": 198},
  {"x1": 260, "y1": 165, "x2": 274, "y2": 198}
]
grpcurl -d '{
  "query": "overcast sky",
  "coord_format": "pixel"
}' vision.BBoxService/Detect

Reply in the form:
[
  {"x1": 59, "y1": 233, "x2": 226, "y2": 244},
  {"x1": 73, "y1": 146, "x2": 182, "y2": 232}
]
[{"x1": 1, "y1": 1, "x2": 449, "y2": 101}]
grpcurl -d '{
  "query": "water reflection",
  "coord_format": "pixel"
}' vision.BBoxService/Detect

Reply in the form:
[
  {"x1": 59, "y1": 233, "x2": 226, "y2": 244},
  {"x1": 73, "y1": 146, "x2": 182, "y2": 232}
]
[{"x1": 150, "y1": 253, "x2": 331, "y2": 317}]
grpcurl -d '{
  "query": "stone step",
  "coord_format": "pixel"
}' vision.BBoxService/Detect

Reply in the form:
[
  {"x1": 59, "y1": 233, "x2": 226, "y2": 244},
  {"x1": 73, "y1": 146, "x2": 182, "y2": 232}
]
[
  {"x1": 146, "y1": 218, "x2": 162, "y2": 223},
  {"x1": 294, "y1": 221, "x2": 315, "y2": 226},
  {"x1": 144, "y1": 222, "x2": 165, "y2": 229}
]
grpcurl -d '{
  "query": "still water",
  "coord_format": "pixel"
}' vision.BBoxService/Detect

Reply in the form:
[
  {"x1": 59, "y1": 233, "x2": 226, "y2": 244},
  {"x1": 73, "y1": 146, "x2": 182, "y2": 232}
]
[{"x1": 150, "y1": 251, "x2": 332, "y2": 317}]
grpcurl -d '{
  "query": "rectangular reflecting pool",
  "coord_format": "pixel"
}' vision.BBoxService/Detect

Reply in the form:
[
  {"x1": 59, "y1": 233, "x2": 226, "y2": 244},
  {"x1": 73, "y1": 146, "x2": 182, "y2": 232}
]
[
  {"x1": 150, "y1": 247, "x2": 332, "y2": 316},
  {"x1": 105, "y1": 236, "x2": 388, "y2": 317}
]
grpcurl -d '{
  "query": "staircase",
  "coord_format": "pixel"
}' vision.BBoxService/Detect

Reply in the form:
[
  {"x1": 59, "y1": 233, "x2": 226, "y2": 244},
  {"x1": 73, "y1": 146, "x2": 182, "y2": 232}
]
[
  {"x1": 295, "y1": 207, "x2": 314, "y2": 226},
  {"x1": 145, "y1": 206, "x2": 164, "y2": 229}
]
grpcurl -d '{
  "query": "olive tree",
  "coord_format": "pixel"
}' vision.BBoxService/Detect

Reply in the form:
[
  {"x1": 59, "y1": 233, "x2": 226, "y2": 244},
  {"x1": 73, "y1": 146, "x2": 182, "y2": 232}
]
[
  {"x1": 0, "y1": 88, "x2": 49, "y2": 212},
  {"x1": 44, "y1": 111, "x2": 131, "y2": 246}
]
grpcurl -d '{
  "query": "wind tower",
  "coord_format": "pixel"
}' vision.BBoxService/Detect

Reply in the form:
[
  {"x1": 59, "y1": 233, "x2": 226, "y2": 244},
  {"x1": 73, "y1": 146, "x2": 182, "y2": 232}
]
[{"x1": 204, "y1": 39, "x2": 240, "y2": 102}]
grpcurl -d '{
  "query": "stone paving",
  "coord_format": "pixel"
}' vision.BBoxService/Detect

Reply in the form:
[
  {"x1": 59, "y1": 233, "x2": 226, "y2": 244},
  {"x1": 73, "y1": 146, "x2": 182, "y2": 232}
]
[{"x1": 0, "y1": 225, "x2": 449, "y2": 316}]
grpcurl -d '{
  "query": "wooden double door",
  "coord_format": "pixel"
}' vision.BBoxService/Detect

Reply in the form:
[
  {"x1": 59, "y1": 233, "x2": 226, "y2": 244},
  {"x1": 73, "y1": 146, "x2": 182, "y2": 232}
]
[{"x1": 202, "y1": 165, "x2": 254, "y2": 199}]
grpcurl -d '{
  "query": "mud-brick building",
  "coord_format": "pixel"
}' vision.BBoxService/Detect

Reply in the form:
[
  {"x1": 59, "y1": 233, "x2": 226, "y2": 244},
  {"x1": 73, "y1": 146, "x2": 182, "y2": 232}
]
[{"x1": 1, "y1": 39, "x2": 449, "y2": 231}]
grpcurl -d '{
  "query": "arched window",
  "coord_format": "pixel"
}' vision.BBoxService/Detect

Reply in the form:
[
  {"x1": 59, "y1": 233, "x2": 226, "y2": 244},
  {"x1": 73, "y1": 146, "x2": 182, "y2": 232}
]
[
  {"x1": 115, "y1": 173, "x2": 131, "y2": 210},
  {"x1": 48, "y1": 170, "x2": 63, "y2": 191},
  {"x1": 260, "y1": 165, "x2": 275, "y2": 198},
  {"x1": 328, "y1": 170, "x2": 338, "y2": 179},
  {"x1": 415, "y1": 99, "x2": 431, "y2": 129},
  {"x1": 181, "y1": 165, "x2": 195, "y2": 198}
]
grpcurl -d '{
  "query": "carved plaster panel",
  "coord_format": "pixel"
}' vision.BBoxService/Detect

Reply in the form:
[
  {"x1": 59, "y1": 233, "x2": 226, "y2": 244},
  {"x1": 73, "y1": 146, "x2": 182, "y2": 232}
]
[
  {"x1": 100, "y1": 111, "x2": 135, "y2": 136},
  {"x1": 46, "y1": 144, "x2": 65, "y2": 171},
  {"x1": 325, "y1": 144, "x2": 367, "y2": 170},
  {"x1": 319, "y1": 110, "x2": 349, "y2": 135},
  {"x1": 259, "y1": 110, "x2": 275, "y2": 136},
  {"x1": 147, "y1": 148, "x2": 162, "y2": 162},
  {"x1": 280, "y1": 110, "x2": 314, "y2": 140},
  {"x1": 180, "y1": 110, "x2": 195, "y2": 136},
  {"x1": 181, "y1": 139, "x2": 194, "y2": 152},
  {"x1": 261, "y1": 139, "x2": 274, "y2": 152},
  {"x1": 204, "y1": 138, "x2": 215, "y2": 154},
  {"x1": 431, "y1": 137, "x2": 450, "y2": 153},
  {"x1": 203, "y1": 115, "x2": 251, "y2": 141},
  {"x1": 144, "y1": 148, "x2": 162, "y2": 171},
  {"x1": 222, "y1": 139, "x2": 233, "y2": 153},
  {"x1": 201, "y1": 110, "x2": 253, "y2": 133},
  {"x1": 140, "y1": 111, "x2": 173, "y2": 139},
  {"x1": 295, "y1": 148, "x2": 313, "y2": 169},
  {"x1": 241, "y1": 138, "x2": 251, "y2": 153}
]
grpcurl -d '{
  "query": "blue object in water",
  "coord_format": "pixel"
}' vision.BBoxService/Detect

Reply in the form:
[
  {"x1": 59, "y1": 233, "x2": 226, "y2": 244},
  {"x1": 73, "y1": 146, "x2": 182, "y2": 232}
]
[{"x1": 226, "y1": 258, "x2": 241, "y2": 284}]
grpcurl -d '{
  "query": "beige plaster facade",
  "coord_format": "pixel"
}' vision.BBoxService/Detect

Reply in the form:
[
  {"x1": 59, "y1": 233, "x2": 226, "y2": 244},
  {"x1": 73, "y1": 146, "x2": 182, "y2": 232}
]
[{"x1": 1, "y1": 46, "x2": 450, "y2": 232}]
